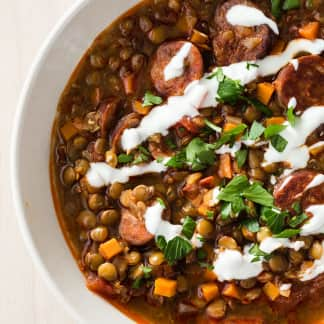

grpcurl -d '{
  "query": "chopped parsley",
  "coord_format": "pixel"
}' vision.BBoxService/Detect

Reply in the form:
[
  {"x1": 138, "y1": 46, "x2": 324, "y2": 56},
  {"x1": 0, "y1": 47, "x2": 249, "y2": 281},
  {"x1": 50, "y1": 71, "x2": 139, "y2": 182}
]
[
  {"x1": 133, "y1": 146, "x2": 151, "y2": 164},
  {"x1": 287, "y1": 105, "x2": 298, "y2": 126},
  {"x1": 271, "y1": 0, "x2": 282, "y2": 18},
  {"x1": 245, "y1": 121, "x2": 265, "y2": 141},
  {"x1": 204, "y1": 118, "x2": 222, "y2": 133},
  {"x1": 260, "y1": 206, "x2": 288, "y2": 234},
  {"x1": 221, "y1": 201, "x2": 233, "y2": 220},
  {"x1": 132, "y1": 278, "x2": 143, "y2": 289},
  {"x1": 165, "y1": 137, "x2": 177, "y2": 149},
  {"x1": 283, "y1": 0, "x2": 300, "y2": 10},
  {"x1": 206, "y1": 210, "x2": 215, "y2": 220},
  {"x1": 142, "y1": 91, "x2": 163, "y2": 107},
  {"x1": 207, "y1": 68, "x2": 224, "y2": 81},
  {"x1": 197, "y1": 248, "x2": 207, "y2": 260},
  {"x1": 264, "y1": 124, "x2": 287, "y2": 139},
  {"x1": 289, "y1": 213, "x2": 308, "y2": 228},
  {"x1": 273, "y1": 228, "x2": 301, "y2": 238},
  {"x1": 235, "y1": 149, "x2": 248, "y2": 168},
  {"x1": 241, "y1": 219, "x2": 260, "y2": 233},
  {"x1": 270, "y1": 134, "x2": 288, "y2": 152},
  {"x1": 156, "y1": 197, "x2": 166, "y2": 208},
  {"x1": 249, "y1": 243, "x2": 271, "y2": 262},
  {"x1": 182, "y1": 217, "x2": 196, "y2": 240},
  {"x1": 142, "y1": 266, "x2": 152, "y2": 278},
  {"x1": 199, "y1": 262, "x2": 214, "y2": 270},
  {"x1": 165, "y1": 150, "x2": 186, "y2": 169},
  {"x1": 217, "y1": 76, "x2": 245, "y2": 105},
  {"x1": 246, "y1": 62, "x2": 259, "y2": 70},
  {"x1": 118, "y1": 153, "x2": 134, "y2": 163}
]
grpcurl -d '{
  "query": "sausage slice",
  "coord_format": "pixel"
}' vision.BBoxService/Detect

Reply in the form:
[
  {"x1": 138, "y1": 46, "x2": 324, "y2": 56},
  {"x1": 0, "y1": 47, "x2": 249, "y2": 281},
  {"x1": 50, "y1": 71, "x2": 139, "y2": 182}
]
[
  {"x1": 212, "y1": 0, "x2": 275, "y2": 66},
  {"x1": 150, "y1": 41, "x2": 203, "y2": 97},
  {"x1": 275, "y1": 55, "x2": 324, "y2": 112},
  {"x1": 273, "y1": 169, "x2": 323, "y2": 210},
  {"x1": 119, "y1": 208, "x2": 154, "y2": 246}
]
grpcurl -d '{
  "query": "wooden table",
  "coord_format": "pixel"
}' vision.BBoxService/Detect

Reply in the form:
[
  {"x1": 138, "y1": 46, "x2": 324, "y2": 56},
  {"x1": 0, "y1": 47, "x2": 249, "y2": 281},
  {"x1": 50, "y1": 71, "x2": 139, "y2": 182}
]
[{"x1": 0, "y1": 1, "x2": 76, "y2": 323}]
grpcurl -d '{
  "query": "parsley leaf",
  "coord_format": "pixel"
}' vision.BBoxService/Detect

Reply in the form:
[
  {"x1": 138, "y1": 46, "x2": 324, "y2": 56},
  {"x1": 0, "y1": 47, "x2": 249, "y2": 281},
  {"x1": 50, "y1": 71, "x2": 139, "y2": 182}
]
[
  {"x1": 289, "y1": 213, "x2": 308, "y2": 228},
  {"x1": 264, "y1": 124, "x2": 287, "y2": 139},
  {"x1": 235, "y1": 149, "x2": 248, "y2": 168},
  {"x1": 242, "y1": 219, "x2": 260, "y2": 233},
  {"x1": 156, "y1": 236, "x2": 167, "y2": 251},
  {"x1": 260, "y1": 207, "x2": 288, "y2": 234},
  {"x1": 162, "y1": 236, "x2": 193, "y2": 264},
  {"x1": 118, "y1": 153, "x2": 134, "y2": 163},
  {"x1": 157, "y1": 198, "x2": 166, "y2": 208},
  {"x1": 206, "y1": 210, "x2": 214, "y2": 220},
  {"x1": 197, "y1": 248, "x2": 207, "y2": 260},
  {"x1": 217, "y1": 77, "x2": 245, "y2": 105},
  {"x1": 247, "y1": 121, "x2": 265, "y2": 140},
  {"x1": 204, "y1": 119, "x2": 222, "y2": 133},
  {"x1": 213, "y1": 124, "x2": 247, "y2": 149},
  {"x1": 165, "y1": 150, "x2": 186, "y2": 169},
  {"x1": 274, "y1": 228, "x2": 301, "y2": 238},
  {"x1": 217, "y1": 175, "x2": 250, "y2": 202},
  {"x1": 241, "y1": 97, "x2": 273, "y2": 117},
  {"x1": 133, "y1": 153, "x2": 149, "y2": 164},
  {"x1": 142, "y1": 266, "x2": 152, "y2": 278},
  {"x1": 242, "y1": 183, "x2": 274, "y2": 207},
  {"x1": 271, "y1": 0, "x2": 282, "y2": 18},
  {"x1": 207, "y1": 68, "x2": 224, "y2": 81},
  {"x1": 186, "y1": 138, "x2": 215, "y2": 171},
  {"x1": 199, "y1": 262, "x2": 214, "y2": 270},
  {"x1": 249, "y1": 243, "x2": 271, "y2": 262},
  {"x1": 221, "y1": 202, "x2": 232, "y2": 220},
  {"x1": 283, "y1": 0, "x2": 300, "y2": 10},
  {"x1": 271, "y1": 134, "x2": 288, "y2": 152},
  {"x1": 165, "y1": 137, "x2": 177, "y2": 149},
  {"x1": 287, "y1": 106, "x2": 297, "y2": 126},
  {"x1": 231, "y1": 196, "x2": 246, "y2": 214},
  {"x1": 132, "y1": 278, "x2": 143, "y2": 289},
  {"x1": 182, "y1": 217, "x2": 196, "y2": 240},
  {"x1": 246, "y1": 62, "x2": 259, "y2": 70},
  {"x1": 143, "y1": 91, "x2": 163, "y2": 107},
  {"x1": 292, "y1": 201, "x2": 302, "y2": 214}
]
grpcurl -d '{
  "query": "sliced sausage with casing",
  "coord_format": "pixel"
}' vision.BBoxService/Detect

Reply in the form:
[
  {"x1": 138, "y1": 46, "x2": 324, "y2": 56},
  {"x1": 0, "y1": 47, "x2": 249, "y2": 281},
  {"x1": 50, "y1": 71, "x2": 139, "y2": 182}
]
[
  {"x1": 119, "y1": 208, "x2": 154, "y2": 246},
  {"x1": 275, "y1": 55, "x2": 324, "y2": 112},
  {"x1": 150, "y1": 41, "x2": 203, "y2": 97},
  {"x1": 212, "y1": 0, "x2": 275, "y2": 66}
]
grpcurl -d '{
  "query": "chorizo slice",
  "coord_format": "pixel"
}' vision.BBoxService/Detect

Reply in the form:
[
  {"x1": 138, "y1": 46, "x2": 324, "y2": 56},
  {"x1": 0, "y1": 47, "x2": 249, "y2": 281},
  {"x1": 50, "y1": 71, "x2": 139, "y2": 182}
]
[
  {"x1": 275, "y1": 55, "x2": 324, "y2": 112},
  {"x1": 273, "y1": 169, "x2": 322, "y2": 210},
  {"x1": 119, "y1": 208, "x2": 154, "y2": 246},
  {"x1": 212, "y1": 0, "x2": 275, "y2": 66},
  {"x1": 150, "y1": 40, "x2": 203, "y2": 97}
]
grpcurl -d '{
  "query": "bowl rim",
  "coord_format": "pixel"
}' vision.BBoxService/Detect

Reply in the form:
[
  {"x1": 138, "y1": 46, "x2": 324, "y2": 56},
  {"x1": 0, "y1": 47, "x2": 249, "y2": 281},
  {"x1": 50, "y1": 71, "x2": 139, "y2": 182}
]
[{"x1": 10, "y1": 0, "x2": 92, "y2": 322}]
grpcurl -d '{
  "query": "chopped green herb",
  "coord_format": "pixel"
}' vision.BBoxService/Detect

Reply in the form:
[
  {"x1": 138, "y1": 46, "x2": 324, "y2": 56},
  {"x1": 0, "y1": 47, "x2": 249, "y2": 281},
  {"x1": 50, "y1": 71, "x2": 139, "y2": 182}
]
[
  {"x1": 133, "y1": 153, "x2": 149, "y2": 164},
  {"x1": 206, "y1": 210, "x2": 214, "y2": 220},
  {"x1": 287, "y1": 106, "x2": 297, "y2": 126},
  {"x1": 274, "y1": 228, "x2": 301, "y2": 238},
  {"x1": 138, "y1": 145, "x2": 150, "y2": 156},
  {"x1": 271, "y1": 0, "x2": 282, "y2": 18},
  {"x1": 283, "y1": 0, "x2": 300, "y2": 10},
  {"x1": 162, "y1": 236, "x2": 193, "y2": 264},
  {"x1": 231, "y1": 196, "x2": 246, "y2": 214},
  {"x1": 221, "y1": 202, "x2": 232, "y2": 220},
  {"x1": 249, "y1": 243, "x2": 271, "y2": 262},
  {"x1": 207, "y1": 68, "x2": 224, "y2": 81},
  {"x1": 213, "y1": 124, "x2": 248, "y2": 149},
  {"x1": 186, "y1": 138, "x2": 215, "y2": 171},
  {"x1": 271, "y1": 134, "x2": 288, "y2": 152},
  {"x1": 235, "y1": 149, "x2": 248, "y2": 168},
  {"x1": 292, "y1": 201, "x2": 302, "y2": 214},
  {"x1": 217, "y1": 175, "x2": 250, "y2": 202},
  {"x1": 143, "y1": 91, "x2": 163, "y2": 107},
  {"x1": 242, "y1": 183, "x2": 274, "y2": 207},
  {"x1": 157, "y1": 198, "x2": 166, "y2": 208},
  {"x1": 204, "y1": 119, "x2": 222, "y2": 133},
  {"x1": 241, "y1": 97, "x2": 273, "y2": 117},
  {"x1": 182, "y1": 217, "x2": 196, "y2": 240},
  {"x1": 156, "y1": 157, "x2": 164, "y2": 163},
  {"x1": 118, "y1": 153, "x2": 134, "y2": 163},
  {"x1": 246, "y1": 62, "x2": 260, "y2": 70},
  {"x1": 142, "y1": 266, "x2": 152, "y2": 278},
  {"x1": 260, "y1": 207, "x2": 288, "y2": 234},
  {"x1": 289, "y1": 213, "x2": 308, "y2": 228},
  {"x1": 264, "y1": 124, "x2": 287, "y2": 139},
  {"x1": 132, "y1": 278, "x2": 143, "y2": 289},
  {"x1": 197, "y1": 248, "x2": 207, "y2": 260},
  {"x1": 242, "y1": 219, "x2": 260, "y2": 233},
  {"x1": 165, "y1": 137, "x2": 177, "y2": 149},
  {"x1": 165, "y1": 150, "x2": 186, "y2": 169},
  {"x1": 156, "y1": 236, "x2": 167, "y2": 251},
  {"x1": 247, "y1": 121, "x2": 265, "y2": 141},
  {"x1": 217, "y1": 76, "x2": 245, "y2": 105},
  {"x1": 199, "y1": 262, "x2": 214, "y2": 270}
]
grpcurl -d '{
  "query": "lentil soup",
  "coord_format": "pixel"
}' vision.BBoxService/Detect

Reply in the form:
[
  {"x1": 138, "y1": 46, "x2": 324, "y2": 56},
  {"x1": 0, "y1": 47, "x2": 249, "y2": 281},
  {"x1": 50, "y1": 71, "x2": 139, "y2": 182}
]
[{"x1": 50, "y1": 0, "x2": 324, "y2": 323}]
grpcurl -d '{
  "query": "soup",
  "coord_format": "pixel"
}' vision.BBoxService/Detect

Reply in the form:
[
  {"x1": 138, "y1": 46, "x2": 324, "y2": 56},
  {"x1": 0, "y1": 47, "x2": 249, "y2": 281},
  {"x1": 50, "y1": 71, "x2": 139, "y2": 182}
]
[{"x1": 50, "y1": 0, "x2": 324, "y2": 322}]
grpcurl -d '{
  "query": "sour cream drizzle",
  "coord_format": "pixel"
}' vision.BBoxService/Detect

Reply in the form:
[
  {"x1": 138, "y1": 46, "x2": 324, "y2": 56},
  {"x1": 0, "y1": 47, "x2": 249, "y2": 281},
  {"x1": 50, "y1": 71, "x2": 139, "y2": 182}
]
[
  {"x1": 86, "y1": 161, "x2": 166, "y2": 188},
  {"x1": 301, "y1": 205, "x2": 324, "y2": 236},
  {"x1": 263, "y1": 106, "x2": 324, "y2": 170},
  {"x1": 300, "y1": 241, "x2": 324, "y2": 281},
  {"x1": 121, "y1": 38, "x2": 324, "y2": 151},
  {"x1": 290, "y1": 59, "x2": 299, "y2": 71},
  {"x1": 144, "y1": 202, "x2": 182, "y2": 242},
  {"x1": 259, "y1": 237, "x2": 305, "y2": 254},
  {"x1": 164, "y1": 42, "x2": 192, "y2": 81},
  {"x1": 226, "y1": 4, "x2": 279, "y2": 35}
]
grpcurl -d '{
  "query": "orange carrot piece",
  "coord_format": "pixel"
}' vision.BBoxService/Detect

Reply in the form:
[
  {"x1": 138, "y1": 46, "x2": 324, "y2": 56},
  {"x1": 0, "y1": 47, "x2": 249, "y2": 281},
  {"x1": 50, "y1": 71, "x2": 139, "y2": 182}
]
[
  {"x1": 200, "y1": 283, "x2": 220, "y2": 302},
  {"x1": 154, "y1": 278, "x2": 177, "y2": 297},
  {"x1": 256, "y1": 82, "x2": 275, "y2": 105},
  {"x1": 222, "y1": 283, "x2": 241, "y2": 300},
  {"x1": 122, "y1": 73, "x2": 136, "y2": 95},
  {"x1": 263, "y1": 282, "x2": 280, "y2": 301},
  {"x1": 199, "y1": 176, "x2": 216, "y2": 188},
  {"x1": 299, "y1": 22, "x2": 320, "y2": 40},
  {"x1": 60, "y1": 121, "x2": 78, "y2": 141},
  {"x1": 204, "y1": 269, "x2": 218, "y2": 282},
  {"x1": 99, "y1": 238, "x2": 123, "y2": 260},
  {"x1": 223, "y1": 122, "x2": 239, "y2": 133},
  {"x1": 132, "y1": 100, "x2": 151, "y2": 115},
  {"x1": 265, "y1": 117, "x2": 286, "y2": 126},
  {"x1": 218, "y1": 154, "x2": 232, "y2": 179}
]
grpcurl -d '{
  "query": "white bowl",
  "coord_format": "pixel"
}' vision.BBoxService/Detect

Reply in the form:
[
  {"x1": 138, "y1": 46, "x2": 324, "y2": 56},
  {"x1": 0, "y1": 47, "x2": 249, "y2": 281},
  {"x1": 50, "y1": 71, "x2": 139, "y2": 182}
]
[{"x1": 10, "y1": 0, "x2": 138, "y2": 322}]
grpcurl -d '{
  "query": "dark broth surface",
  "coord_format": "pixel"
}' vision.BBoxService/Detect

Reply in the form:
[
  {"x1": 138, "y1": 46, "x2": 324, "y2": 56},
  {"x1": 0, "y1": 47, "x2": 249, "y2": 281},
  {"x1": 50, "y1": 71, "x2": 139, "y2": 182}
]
[{"x1": 51, "y1": 0, "x2": 324, "y2": 323}]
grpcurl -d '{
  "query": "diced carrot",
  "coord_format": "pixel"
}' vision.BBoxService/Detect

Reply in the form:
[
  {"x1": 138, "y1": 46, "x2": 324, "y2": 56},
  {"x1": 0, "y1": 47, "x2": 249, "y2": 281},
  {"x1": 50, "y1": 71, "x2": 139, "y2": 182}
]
[
  {"x1": 204, "y1": 269, "x2": 218, "y2": 282},
  {"x1": 256, "y1": 82, "x2": 275, "y2": 105},
  {"x1": 99, "y1": 238, "x2": 123, "y2": 260},
  {"x1": 186, "y1": 172, "x2": 203, "y2": 185},
  {"x1": 199, "y1": 176, "x2": 216, "y2": 188},
  {"x1": 218, "y1": 154, "x2": 232, "y2": 179},
  {"x1": 154, "y1": 278, "x2": 177, "y2": 297},
  {"x1": 263, "y1": 282, "x2": 280, "y2": 301},
  {"x1": 271, "y1": 40, "x2": 285, "y2": 55},
  {"x1": 265, "y1": 117, "x2": 286, "y2": 126},
  {"x1": 190, "y1": 29, "x2": 209, "y2": 45},
  {"x1": 60, "y1": 121, "x2": 79, "y2": 141},
  {"x1": 222, "y1": 283, "x2": 241, "y2": 300},
  {"x1": 122, "y1": 73, "x2": 136, "y2": 95},
  {"x1": 223, "y1": 122, "x2": 239, "y2": 133},
  {"x1": 132, "y1": 100, "x2": 151, "y2": 115},
  {"x1": 309, "y1": 143, "x2": 324, "y2": 156},
  {"x1": 198, "y1": 204, "x2": 211, "y2": 217},
  {"x1": 200, "y1": 283, "x2": 220, "y2": 302},
  {"x1": 299, "y1": 22, "x2": 320, "y2": 40}
]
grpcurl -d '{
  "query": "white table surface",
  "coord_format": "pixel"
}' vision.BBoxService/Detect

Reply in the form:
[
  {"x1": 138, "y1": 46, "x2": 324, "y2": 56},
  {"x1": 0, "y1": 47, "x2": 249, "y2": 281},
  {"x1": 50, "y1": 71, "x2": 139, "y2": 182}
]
[{"x1": 0, "y1": 1, "x2": 76, "y2": 323}]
